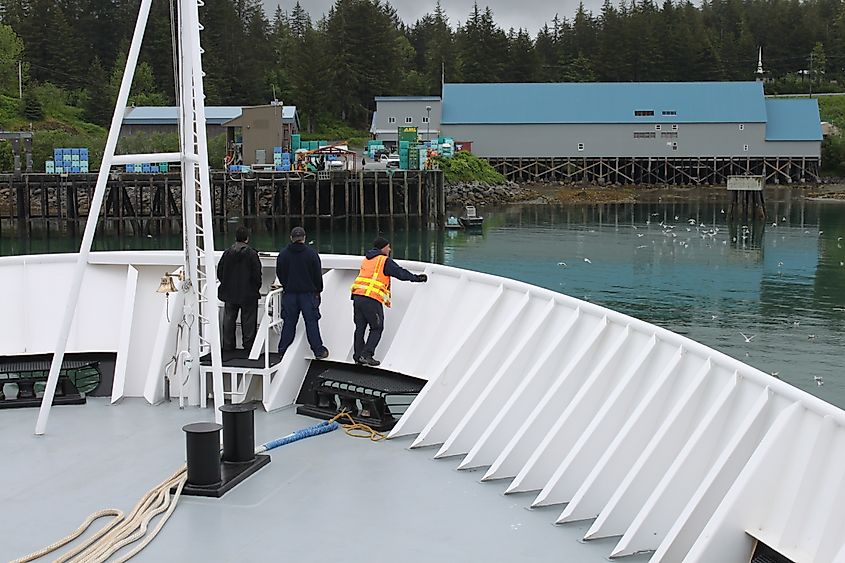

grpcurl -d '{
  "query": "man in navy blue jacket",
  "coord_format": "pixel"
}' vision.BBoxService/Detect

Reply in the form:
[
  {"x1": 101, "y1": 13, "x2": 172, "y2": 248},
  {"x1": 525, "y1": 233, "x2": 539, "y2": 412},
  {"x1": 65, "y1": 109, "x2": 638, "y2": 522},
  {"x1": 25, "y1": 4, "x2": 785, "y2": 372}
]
[{"x1": 275, "y1": 226, "x2": 328, "y2": 359}]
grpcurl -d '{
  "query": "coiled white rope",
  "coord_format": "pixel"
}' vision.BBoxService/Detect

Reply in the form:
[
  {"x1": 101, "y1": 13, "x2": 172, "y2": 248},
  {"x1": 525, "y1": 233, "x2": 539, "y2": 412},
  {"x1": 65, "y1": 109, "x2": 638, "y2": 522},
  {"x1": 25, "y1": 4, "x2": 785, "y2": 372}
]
[
  {"x1": 13, "y1": 414, "x2": 367, "y2": 562},
  {"x1": 12, "y1": 465, "x2": 187, "y2": 563}
]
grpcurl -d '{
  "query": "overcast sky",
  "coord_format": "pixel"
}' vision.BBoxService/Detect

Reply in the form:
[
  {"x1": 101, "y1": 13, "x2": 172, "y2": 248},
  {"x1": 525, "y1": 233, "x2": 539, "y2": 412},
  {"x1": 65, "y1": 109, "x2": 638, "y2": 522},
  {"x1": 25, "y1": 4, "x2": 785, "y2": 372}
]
[{"x1": 264, "y1": 0, "x2": 606, "y2": 35}]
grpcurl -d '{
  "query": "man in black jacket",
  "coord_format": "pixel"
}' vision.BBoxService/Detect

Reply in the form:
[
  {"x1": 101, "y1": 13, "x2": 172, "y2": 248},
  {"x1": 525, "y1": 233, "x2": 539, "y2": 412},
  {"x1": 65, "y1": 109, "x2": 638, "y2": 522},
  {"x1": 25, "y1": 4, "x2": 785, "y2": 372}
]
[
  {"x1": 276, "y1": 226, "x2": 329, "y2": 359},
  {"x1": 217, "y1": 225, "x2": 262, "y2": 352}
]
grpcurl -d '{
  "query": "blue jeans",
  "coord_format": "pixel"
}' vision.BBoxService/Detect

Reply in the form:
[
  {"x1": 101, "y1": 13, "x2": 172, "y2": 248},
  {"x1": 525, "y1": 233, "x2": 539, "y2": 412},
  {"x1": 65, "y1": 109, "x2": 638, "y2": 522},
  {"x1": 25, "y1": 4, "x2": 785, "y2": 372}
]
[{"x1": 277, "y1": 292, "x2": 325, "y2": 357}]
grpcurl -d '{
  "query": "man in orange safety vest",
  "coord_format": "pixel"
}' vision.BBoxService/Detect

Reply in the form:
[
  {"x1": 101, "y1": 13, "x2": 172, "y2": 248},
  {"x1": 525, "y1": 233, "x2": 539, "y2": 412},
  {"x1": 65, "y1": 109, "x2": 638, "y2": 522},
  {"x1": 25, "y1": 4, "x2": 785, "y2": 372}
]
[{"x1": 350, "y1": 237, "x2": 427, "y2": 366}]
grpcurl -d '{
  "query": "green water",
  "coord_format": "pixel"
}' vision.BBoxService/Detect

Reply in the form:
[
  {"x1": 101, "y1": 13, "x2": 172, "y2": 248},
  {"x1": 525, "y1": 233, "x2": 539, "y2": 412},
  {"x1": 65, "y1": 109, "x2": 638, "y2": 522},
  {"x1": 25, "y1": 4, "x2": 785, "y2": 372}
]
[{"x1": 3, "y1": 189, "x2": 844, "y2": 407}]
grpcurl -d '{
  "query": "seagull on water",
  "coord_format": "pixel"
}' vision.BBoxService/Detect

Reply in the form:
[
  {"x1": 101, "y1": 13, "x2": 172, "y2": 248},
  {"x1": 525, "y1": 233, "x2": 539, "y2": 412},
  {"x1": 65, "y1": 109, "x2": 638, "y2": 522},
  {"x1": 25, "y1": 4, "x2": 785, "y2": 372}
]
[
  {"x1": 740, "y1": 332, "x2": 756, "y2": 343},
  {"x1": 557, "y1": 262, "x2": 567, "y2": 267},
  {"x1": 808, "y1": 334, "x2": 816, "y2": 339},
  {"x1": 814, "y1": 376, "x2": 824, "y2": 386},
  {"x1": 583, "y1": 258, "x2": 592, "y2": 264}
]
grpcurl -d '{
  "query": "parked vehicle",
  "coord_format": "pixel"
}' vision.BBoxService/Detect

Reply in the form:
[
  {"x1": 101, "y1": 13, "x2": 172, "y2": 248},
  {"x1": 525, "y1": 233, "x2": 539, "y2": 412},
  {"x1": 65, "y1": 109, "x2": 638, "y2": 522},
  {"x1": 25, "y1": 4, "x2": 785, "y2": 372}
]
[{"x1": 380, "y1": 154, "x2": 400, "y2": 168}]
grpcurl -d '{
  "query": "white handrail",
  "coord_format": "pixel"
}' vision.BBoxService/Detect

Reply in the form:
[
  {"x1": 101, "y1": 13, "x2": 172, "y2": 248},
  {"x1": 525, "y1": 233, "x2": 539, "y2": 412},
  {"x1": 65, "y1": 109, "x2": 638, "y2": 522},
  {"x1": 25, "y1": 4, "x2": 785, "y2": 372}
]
[{"x1": 264, "y1": 286, "x2": 285, "y2": 371}]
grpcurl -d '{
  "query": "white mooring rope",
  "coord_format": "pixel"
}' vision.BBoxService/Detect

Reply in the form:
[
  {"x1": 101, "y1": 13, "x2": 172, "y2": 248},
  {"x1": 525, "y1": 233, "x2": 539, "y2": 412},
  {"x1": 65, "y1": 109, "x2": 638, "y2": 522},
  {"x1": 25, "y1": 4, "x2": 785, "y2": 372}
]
[{"x1": 12, "y1": 465, "x2": 187, "y2": 563}]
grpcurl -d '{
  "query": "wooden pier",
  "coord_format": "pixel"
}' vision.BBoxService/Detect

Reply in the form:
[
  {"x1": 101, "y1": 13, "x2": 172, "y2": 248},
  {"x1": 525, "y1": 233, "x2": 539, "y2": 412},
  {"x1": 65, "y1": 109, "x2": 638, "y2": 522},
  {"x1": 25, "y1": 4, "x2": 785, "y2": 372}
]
[
  {"x1": 0, "y1": 170, "x2": 446, "y2": 227},
  {"x1": 485, "y1": 156, "x2": 821, "y2": 185}
]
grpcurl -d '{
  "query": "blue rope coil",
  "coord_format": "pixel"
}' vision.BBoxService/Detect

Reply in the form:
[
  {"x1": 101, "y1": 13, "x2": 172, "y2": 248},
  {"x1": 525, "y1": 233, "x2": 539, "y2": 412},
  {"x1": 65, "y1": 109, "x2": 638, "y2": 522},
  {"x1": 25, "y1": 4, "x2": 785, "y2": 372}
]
[{"x1": 256, "y1": 420, "x2": 339, "y2": 453}]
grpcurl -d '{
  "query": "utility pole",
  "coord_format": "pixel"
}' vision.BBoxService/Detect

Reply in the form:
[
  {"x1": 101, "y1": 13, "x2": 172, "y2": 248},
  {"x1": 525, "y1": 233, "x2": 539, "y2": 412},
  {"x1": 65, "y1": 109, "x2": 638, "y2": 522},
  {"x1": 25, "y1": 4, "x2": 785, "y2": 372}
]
[{"x1": 809, "y1": 52, "x2": 814, "y2": 98}]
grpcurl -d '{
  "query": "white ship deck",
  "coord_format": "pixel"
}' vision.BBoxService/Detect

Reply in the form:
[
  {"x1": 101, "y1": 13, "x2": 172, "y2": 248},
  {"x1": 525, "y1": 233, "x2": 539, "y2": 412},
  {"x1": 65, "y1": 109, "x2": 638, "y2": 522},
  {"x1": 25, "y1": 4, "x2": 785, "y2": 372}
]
[
  {"x1": 2, "y1": 398, "x2": 635, "y2": 562},
  {"x1": 4, "y1": 251, "x2": 845, "y2": 562}
]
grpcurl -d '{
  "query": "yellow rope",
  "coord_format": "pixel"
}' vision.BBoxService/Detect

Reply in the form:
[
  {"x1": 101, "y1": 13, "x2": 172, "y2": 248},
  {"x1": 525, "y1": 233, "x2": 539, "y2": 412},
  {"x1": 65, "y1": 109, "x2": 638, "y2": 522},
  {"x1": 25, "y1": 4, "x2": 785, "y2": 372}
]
[{"x1": 328, "y1": 411, "x2": 388, "y2": 442}]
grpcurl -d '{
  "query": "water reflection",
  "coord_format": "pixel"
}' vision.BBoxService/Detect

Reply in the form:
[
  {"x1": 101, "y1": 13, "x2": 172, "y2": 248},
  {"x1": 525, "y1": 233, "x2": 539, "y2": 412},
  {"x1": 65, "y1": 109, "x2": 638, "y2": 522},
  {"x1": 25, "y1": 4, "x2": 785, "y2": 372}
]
[{"x1": 2, "y1": 189, "x2": 844, "y2": 407}]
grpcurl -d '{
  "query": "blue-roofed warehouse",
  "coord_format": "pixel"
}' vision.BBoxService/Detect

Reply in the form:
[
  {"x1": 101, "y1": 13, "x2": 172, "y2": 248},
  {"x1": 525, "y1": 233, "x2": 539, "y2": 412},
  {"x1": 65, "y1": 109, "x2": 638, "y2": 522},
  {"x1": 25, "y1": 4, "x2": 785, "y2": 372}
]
[
  {"x1": 121, "y1": 105, "x2": 244, "y2": 139},
  {"x1": 437, "y1": 82, "x2": 821, "y2": 183}
]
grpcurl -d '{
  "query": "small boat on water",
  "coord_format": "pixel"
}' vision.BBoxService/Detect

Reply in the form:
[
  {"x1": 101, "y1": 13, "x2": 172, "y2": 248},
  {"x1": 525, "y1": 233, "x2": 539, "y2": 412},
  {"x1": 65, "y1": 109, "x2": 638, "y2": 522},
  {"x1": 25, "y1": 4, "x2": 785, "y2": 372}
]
[
  {"x1": 459, "y1": 205, "x2": 483, "y2": 229},
  {"x1": 445, "y1": 215, "x2": 461, "y2": 229}
]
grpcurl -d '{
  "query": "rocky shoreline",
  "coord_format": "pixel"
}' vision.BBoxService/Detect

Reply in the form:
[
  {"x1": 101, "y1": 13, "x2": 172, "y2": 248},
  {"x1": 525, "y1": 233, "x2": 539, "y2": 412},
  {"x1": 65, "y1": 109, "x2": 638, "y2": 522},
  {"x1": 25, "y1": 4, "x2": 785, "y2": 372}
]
[
  {"x1": 444, "y1": 179, "x2": 845, "y2": 208},
  {"x1": 445, "y1": 181, "x2": 547, "y2": 206}
]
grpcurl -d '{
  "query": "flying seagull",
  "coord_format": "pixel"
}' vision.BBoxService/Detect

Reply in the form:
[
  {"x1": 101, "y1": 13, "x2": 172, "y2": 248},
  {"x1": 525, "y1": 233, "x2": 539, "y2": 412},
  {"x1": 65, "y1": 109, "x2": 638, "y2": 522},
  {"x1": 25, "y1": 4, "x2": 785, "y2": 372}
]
[{"x1": 740, "y1": 332, "x2": 756, "y2": 343}]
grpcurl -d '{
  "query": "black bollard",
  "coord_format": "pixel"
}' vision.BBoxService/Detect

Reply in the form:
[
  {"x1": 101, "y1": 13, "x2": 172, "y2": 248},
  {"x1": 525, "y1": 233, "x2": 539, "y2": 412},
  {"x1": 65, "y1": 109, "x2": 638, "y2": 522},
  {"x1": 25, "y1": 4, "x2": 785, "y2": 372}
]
[
  {"x1": 183, "y1": 422, "x2": 223, "y2": 487},
  {"x1": 219, "y1": 403, "x2": 257, "y2": 464}
]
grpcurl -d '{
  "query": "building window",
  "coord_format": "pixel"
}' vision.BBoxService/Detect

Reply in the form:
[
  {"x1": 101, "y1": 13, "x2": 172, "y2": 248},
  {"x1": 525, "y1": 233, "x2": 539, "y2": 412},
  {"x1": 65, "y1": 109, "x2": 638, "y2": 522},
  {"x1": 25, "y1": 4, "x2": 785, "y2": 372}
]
[
  {"x1": 671, "y1": 124, "x2": 678, "y2": 131},
  {"x1": 661, "y1": 132, "x2": 678, "y2": 138},
  {"x1": 655, "y1": 124, "x2": 662, "y2": 131},
  {"x1": 405, "y1": 116, "x2": 413, "y2": 124},
  {"x1": 739, "y1": 124, "x2": 745, "y2": 131},
  {"x1": 577, "y1": 143, "x2": 585, "y2": 151},
  {"x1": 743, "y1": 144, "x2": 749, "y2": 151},
  {"x1": 634, "y1": 131, "x2": 656, "y2": 139},
  {"x1": 634, "y1": 110, "x2": 654, "y2": 116},
  {"x1": 662, "y1": 110, "x2": 677, "y2": 116},
  {"x1": 388, "y1": 117, "x2": 396, "y2": 124},
  {"x1": 422, "y1": 116, "x2": 429, "y2": 124}
]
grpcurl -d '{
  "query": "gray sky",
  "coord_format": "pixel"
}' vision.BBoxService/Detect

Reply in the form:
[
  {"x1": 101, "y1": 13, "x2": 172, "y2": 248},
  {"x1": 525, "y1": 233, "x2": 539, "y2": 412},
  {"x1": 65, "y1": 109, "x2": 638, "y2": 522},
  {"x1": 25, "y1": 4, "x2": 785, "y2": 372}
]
[{"x1": 264, "y1": 0, "x2": 606, "y2": 34}]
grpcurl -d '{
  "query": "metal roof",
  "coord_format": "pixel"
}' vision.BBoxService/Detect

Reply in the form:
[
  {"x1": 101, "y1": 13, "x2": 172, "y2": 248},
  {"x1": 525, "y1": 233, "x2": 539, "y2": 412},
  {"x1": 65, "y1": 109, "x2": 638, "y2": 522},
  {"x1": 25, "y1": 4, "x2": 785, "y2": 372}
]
[
  {"x1": 441, "y1": 82, "x2": 768, "y2": 124},
  {"x1": 764, "y1": 99, "x2": 822, "y2": 141},
  {"x1": 374, "y1": 96, "x2": 441, "y2": 102},
  {"x1": 123, "y1": 106, "x2": 244, "y2": 125}
]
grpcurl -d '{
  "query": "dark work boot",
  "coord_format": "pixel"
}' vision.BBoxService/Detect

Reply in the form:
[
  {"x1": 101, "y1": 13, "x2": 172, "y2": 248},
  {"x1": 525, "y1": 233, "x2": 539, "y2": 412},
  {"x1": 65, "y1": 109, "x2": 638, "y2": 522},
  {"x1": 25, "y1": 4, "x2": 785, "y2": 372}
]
[{"x1": 360, "y1": 356, "x2": 380, "y2": 367}]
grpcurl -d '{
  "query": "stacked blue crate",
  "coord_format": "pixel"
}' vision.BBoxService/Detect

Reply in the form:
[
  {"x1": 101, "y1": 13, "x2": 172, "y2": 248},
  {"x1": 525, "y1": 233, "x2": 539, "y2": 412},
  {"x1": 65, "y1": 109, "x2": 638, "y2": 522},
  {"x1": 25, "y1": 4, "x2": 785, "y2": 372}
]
[
  {"x1": 273, "y1": 147, "x2": 291, "y2": 172},
  {"x1": 125, "y1": 162, "x2": 169, "y2": 173},
  {"x1": 44, "y1": 148, "x2": 89, "y2": 174},
  {"x1": 46, "y1": 147, "x2": 90, "y2": 173}
]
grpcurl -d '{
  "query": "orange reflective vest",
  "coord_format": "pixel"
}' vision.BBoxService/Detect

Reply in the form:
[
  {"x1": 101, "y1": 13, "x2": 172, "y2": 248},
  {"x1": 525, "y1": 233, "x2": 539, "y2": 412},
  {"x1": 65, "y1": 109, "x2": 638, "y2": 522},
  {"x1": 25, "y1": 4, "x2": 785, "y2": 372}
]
[{"x1": 351, "y1": 255, "x2": 391, "y2": 307}]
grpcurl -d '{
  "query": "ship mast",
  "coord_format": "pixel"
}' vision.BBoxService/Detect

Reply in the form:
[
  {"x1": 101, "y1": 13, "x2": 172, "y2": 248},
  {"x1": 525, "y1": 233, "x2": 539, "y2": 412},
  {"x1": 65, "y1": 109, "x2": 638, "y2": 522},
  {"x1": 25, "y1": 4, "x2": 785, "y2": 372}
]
[{"x1": 35, "y1": 0, "x2": 224, "y2": 434}]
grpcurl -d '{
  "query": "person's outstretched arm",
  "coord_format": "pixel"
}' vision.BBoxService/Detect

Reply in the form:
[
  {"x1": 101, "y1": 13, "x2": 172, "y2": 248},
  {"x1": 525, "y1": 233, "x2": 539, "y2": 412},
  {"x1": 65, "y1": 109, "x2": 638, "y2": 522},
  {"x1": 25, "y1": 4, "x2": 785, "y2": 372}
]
[{"x1": 383, "y1": 257, "x2": 427, "y2": 282}]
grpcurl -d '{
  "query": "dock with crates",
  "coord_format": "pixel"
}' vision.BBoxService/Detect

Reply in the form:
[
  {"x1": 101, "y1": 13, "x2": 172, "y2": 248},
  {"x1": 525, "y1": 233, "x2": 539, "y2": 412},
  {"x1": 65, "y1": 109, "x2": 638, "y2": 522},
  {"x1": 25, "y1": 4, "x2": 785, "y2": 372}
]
[{"x1": 0, "y1": 169, "x2": 445, "y2": 227}]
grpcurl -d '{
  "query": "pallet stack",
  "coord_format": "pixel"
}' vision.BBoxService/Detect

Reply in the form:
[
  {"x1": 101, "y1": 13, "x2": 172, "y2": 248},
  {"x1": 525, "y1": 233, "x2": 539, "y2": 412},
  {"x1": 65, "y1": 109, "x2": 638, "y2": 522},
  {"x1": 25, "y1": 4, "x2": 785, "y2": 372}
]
[
  {"x1": 273, "y1": 147, "x2": 291, "y2": 171},
  {"x1": 45, "y1": 148, "x2": 89, "y2": 173},
  {"x1": 124, "y1": 162, "x2": 170, "y2": 173}
]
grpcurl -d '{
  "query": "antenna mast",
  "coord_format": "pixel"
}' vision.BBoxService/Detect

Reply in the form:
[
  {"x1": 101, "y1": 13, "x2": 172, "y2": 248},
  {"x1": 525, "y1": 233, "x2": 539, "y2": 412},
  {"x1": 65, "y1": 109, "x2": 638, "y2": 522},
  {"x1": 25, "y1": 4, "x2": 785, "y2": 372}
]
[{"x1": 35, "y1": 0, "x2": 224, "y2": 433}]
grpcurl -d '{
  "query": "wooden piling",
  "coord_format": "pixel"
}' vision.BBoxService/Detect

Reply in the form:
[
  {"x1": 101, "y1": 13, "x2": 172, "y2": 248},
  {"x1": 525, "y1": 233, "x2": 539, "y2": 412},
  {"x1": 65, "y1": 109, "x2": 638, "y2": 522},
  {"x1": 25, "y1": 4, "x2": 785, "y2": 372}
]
[{"x1": 2, "y1": 170, "x2": 443, "y2": 226}]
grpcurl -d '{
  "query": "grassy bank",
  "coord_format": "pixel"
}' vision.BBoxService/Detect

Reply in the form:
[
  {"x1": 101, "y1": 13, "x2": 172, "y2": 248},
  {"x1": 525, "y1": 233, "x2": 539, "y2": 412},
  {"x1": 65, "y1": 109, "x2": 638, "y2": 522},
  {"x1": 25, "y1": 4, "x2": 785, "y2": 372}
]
[{"x1": 430, "y1": 152, "x2": 506, "y2": 185}]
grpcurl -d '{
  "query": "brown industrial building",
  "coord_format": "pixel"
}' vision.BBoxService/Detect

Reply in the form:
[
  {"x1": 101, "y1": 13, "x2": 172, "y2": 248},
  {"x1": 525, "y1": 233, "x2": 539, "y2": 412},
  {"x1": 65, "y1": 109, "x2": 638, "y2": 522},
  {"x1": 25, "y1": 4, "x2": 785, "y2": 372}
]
[{"x1": 223, "y1": 104, "x2": 299, "y2": 166}]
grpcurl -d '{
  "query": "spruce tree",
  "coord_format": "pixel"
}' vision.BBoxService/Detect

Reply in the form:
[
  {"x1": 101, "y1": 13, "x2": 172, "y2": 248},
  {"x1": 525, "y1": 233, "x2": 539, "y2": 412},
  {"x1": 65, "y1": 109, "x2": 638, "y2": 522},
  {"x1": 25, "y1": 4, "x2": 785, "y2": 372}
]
[{"x1": 22, "y1": 90, "x2": 43, "y2": 121}]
